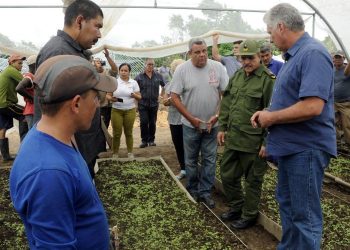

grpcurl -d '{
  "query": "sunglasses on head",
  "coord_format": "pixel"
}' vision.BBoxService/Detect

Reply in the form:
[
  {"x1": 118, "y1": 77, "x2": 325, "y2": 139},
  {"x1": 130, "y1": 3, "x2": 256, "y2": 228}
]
[{"x1": 241, "y1": 55, "x2": 255, "y2": 60}]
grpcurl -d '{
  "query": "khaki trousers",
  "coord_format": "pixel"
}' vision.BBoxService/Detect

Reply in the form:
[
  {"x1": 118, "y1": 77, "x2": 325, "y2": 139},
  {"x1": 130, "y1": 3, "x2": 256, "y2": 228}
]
[{"x1": 334, "y1": 102, "x2": 350, "y2": 144}]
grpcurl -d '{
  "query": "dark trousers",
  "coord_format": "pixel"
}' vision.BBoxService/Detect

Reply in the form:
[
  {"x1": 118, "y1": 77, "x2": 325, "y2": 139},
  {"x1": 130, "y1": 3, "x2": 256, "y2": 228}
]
[
  {"x1": 100, "y1": 106, "x2": 112, "y2": 129},
  {"x1": 138, "y1": 105, "x2": 158, "y2": 143},
  {"x1": 170, "y1": 124, "x2": 185, "y2": 170},
  {"x1": 0, "y1": 105, "x2": 28, "y2": 141}
]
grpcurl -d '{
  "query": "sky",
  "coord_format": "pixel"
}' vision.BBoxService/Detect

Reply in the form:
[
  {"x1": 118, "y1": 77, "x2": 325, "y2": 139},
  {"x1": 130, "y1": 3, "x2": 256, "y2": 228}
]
[{"x1": 0, "y1": 0, "x2": 331, "y2": 50}]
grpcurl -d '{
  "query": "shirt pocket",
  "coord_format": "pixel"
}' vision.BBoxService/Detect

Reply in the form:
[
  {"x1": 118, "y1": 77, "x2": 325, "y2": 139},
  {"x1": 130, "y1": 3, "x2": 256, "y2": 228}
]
[{"x1": 244, "y1": 91, "x2": 262, "y2": 112}]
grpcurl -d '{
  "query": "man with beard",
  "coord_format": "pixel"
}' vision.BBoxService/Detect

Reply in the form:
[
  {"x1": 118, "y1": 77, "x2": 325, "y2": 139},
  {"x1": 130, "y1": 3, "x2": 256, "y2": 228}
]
[{"x1": 217, "y1": 40, "x2": 275, "y2": 229}]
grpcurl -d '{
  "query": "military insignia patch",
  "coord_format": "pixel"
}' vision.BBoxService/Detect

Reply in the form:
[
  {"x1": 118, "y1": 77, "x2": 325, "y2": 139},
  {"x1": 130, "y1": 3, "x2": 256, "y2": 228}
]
[{"x1": 243, "y1": 44, "x2": 249, "y2": 52}]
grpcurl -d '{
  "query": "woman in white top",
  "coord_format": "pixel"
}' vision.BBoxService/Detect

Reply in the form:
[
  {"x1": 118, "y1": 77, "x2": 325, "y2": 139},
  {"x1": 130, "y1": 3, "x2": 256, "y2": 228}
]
[{"x1": 106, "y1": 63, "x2": 141, "y2": 158}]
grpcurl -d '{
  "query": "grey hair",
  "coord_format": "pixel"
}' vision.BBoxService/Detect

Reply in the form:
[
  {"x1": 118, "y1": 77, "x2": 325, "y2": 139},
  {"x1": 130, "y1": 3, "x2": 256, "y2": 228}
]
[
  {"x1": 260, "y1": 44, "x2": 272, "y2": 53},
  {"x1": 263, "y1": 3, "x2": 305, "y2": 32},
  {"x1": 188, "y1": 38, "x2": 207, "y2": 51},
  {"x1": 144, "y1": 58, "x2": 155, "y2": 65}
]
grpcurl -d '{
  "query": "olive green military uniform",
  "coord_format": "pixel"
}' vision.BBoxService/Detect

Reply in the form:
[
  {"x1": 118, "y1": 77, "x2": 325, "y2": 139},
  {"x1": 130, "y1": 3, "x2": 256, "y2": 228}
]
[{"x1": 218, "y1": 61, "x2": 275, "y2": 220}]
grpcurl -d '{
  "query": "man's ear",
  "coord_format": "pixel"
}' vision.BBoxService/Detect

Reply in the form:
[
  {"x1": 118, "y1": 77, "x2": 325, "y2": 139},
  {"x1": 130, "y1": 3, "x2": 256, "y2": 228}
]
[
  {"x1": 76, "y1": 15, "x2": 84, "y2": 30},
  {"x1": 71, "y1": 95, "x2": 81, "y2": 112}
]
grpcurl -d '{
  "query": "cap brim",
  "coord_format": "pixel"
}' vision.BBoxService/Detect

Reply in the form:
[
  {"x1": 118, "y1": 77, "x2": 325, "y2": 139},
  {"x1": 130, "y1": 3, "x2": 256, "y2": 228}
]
[
  {"x1": 238, "y1": 52, "x2": 257, "y2": 56},
  {"x1": 93, "y1": 74, "x2": 118, "y2": 93}
]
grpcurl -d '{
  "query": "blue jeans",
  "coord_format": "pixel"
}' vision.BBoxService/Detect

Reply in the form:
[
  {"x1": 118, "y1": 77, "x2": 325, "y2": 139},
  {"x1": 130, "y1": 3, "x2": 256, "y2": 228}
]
[
  {"x1": 276, "y1": 150, "x2": 330, "y2": 250},
  {"x1": 182, "y1": 125, "x2": 218, "y2": 198}
]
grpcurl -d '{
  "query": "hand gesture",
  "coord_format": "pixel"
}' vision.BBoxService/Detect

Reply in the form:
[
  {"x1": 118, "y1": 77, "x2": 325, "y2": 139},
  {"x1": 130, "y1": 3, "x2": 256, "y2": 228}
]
[{"x1": 103, "y1": 48, "x2": 110, "y2": 58}]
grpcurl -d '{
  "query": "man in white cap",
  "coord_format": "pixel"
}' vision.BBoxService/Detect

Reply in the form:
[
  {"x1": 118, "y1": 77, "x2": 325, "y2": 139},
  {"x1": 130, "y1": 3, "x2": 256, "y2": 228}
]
[{"x1": 10, "y1": 55, "x2": 117, "y2": 249}]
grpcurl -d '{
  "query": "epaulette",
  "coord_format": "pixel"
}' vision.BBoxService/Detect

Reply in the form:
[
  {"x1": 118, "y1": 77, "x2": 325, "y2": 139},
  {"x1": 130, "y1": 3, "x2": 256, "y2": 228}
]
[{"x1": 264, "y1": 68, "x2": 276, "y2": 79}]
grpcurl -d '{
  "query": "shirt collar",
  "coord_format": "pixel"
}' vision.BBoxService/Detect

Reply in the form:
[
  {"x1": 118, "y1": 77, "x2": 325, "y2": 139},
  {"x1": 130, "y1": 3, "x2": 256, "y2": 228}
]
[
  {"x1": 283, "y1": 32, "x2": 310, "y2": 61},
  {"x1": 57, "y1": 30, "x2": 85, "y2": 54},
  {"x1": 268, "y1": 58, "x2": 275, "y2": 67},
  {"x1": 245, "y1": 64, "x2": 265, "y2": 77}
]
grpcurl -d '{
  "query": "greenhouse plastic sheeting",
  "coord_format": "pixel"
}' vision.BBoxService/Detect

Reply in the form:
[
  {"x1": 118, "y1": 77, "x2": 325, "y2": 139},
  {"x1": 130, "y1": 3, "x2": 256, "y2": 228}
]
[{"x1": 0, "y1": 0, "x2": 349, "y2": 58}]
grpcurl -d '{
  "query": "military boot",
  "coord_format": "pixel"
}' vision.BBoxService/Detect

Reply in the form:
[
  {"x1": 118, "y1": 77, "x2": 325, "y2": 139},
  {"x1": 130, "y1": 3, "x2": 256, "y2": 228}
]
[{"x1": 0, "y1": 138, "x2": 14, "y2": 162}]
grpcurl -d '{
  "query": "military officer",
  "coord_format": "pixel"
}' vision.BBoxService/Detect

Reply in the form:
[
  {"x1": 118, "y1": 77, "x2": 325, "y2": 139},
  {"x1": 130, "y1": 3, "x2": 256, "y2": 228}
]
[{"x1": 217, "y1": 40, "x2": 275, "y2": 229}]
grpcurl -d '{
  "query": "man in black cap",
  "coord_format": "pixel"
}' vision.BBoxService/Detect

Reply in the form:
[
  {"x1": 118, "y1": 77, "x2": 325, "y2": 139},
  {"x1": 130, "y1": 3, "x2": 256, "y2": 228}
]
[{"x1": 10, "y1": 55, "x2": 117, "y2": 249}]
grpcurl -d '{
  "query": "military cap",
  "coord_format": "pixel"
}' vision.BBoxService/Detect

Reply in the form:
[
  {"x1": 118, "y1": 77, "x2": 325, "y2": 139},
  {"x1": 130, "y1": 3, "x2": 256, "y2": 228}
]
[{"x1": 238, "y1": 40, "x2": 260, "y2": 56}]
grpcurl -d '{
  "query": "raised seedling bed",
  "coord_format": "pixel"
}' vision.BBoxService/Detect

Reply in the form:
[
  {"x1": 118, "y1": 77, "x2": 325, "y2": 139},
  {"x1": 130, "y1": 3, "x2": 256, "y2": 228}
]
[{"x1": 95, "y1": 157, "x2": 247, "y2": 249}]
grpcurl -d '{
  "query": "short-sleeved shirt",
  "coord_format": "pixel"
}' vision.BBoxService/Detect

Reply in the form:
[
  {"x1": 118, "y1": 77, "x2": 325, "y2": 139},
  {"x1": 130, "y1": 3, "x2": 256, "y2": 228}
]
[
  {"x1": 221, "y1": 56, "x2": 241, "y2": 78},
  {"x1": 171, "y1": 59, "x2": 229, "y2": 128},
  {"x1": 165, "y1": 82, "x2": 182, "y2": 125},
  {"x1": 135, "y1": 71, "x2": 165, "y2": 107},
  {"x1": 334, "y1": 65, "x2": 350, "y2": 102},
  {"x1": 267, "y1": 32, "x2": 336, "y2": 157},
  {"x1": 112, "y1": 77, "x2": 140, "y2": 110},
  {"x1": 0, "y1": 65, "x2": 23, "y2": 108},
  {"x1": 267, "y1": 58, "x2": 284, "y2": 76},
  {"x1": 10, "y1": 126, "x2": 109, "y2": 249}
]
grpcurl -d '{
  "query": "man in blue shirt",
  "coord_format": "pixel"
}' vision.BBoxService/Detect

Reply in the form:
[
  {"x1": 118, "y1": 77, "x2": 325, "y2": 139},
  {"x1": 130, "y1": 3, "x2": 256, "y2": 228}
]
[
  {"x1": 10, "y1": 55, "x2": 117, "y2": 249},
  {"x1": 212, "y1": 34, "x2": 242, "y2": 78},
  {"x1": 251, "y1": 3, "x2": 336, "y2": 250},
  {"x1": 333, "y1": 50, "x2": 350, "y2": 144},
  {"x1": 260, "y1": 44, "x2": 283, "y2": 76}
]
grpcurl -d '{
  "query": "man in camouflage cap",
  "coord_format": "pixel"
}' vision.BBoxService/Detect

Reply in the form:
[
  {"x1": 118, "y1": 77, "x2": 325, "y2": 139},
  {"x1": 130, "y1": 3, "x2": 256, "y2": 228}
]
[{"x1": 217, "y1": 39, "x2": 275, "y2": 229}]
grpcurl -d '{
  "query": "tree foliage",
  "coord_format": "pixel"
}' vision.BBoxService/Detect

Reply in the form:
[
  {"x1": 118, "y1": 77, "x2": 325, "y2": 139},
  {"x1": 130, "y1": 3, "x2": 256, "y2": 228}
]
[
  {"x1": 322, "y1": 35, "x2": 337, "y2": 53},
  {"x1": 167, "y1": 0, "x2": 261, "y2": 39},
  {"x1": 0, "y1": 33, "x2": 15, "y2": 48}
]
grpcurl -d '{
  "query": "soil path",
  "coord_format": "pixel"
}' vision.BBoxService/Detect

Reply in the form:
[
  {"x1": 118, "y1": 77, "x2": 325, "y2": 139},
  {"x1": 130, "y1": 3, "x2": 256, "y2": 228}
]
[{"x1": 4, "y1": 109, "x2": 278, "y2": 249}]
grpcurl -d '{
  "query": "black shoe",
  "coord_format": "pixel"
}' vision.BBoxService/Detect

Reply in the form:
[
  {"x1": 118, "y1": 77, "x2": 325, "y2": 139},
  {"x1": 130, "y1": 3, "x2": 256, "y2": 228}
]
[
  {"x1": 188, "y1": 192, "x2": 199, "y2": 202},
  {"x1": 230, "y1": 217, "x2": 257, "y2": 229},
  {"x1": 148, "y1": 142, "x2": 156, "y2": 146},
  {"x1": 220, "y1": 209, "x2": 242, "y2": 221},
  {"x1": 139, "y1": 142, "x2": 148, "y2": 148},
  {"x1": 201, "y1": 196, "x2": 215, "y2": 209}
]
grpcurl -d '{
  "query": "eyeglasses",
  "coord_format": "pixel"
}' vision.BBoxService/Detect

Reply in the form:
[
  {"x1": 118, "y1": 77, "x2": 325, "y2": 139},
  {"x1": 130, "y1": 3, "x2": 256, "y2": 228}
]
[
  {"x1": 334, "y1": 55, "x2": 343, "y2": 59},
  {"x1": 241, "y1": 55, "x2": 255, "y2": 60}
]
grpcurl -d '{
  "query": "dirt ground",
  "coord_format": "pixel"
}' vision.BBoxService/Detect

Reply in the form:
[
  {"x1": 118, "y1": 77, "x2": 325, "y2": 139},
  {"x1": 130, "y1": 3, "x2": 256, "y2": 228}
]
[{"x1": 4, "y1": 107, "x2": 278, "y2": 249}]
